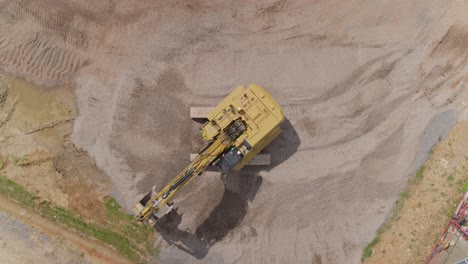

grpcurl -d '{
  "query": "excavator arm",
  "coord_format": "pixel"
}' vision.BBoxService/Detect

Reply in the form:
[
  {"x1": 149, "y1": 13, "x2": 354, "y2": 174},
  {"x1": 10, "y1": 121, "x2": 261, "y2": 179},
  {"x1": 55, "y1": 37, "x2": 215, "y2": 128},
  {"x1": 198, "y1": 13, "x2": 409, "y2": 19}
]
[{"x1": 136, "y1": 120, "x2": 246, "y2": 223}]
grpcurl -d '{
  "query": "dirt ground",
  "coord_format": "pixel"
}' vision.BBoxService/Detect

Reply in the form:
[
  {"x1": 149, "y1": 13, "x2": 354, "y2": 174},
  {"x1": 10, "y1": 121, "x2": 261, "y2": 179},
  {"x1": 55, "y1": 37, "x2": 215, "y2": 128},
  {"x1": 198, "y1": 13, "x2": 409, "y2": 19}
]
[{"x1": 0, "y1": 1, "x2": 467, "y2": 263}]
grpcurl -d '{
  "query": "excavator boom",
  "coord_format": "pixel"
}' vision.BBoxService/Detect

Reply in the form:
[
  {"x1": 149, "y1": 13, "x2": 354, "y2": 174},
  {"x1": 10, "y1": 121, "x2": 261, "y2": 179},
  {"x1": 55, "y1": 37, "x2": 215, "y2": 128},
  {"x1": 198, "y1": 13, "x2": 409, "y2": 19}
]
[{"x1": 137, "y1": 120, "x2": 246, "y2": 221}]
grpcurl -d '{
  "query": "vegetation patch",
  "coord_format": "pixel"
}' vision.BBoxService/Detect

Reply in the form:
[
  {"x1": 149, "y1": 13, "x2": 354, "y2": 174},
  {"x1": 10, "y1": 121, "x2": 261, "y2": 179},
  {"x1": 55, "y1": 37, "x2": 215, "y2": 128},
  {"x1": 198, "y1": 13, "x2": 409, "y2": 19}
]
[
  {"x1": 0, "y1": 175, "x2": 38, "y2": 208},
  {"x1": 361, "y1": 237, "x2": 380, "y2": 261},
  {"x1": 103, "y1": 197, "x2": 155, "y2": 252},
  {"x1": 461, "y1": 181, "x2": 468, "y2": 192},
  {"x1": 414, "y1": 165, "x2": 425, "y2": 182},
  {"x1": 12, "y1": 156, "x2": 29, "y2": 167}
]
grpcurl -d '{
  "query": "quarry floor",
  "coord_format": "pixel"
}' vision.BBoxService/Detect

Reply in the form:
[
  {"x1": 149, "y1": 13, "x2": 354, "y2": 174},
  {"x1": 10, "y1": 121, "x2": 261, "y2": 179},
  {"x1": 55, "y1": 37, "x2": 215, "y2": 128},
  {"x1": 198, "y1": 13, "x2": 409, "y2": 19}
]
[{"x1": 0, "y1": 1, "x2": 467, "y2": 263}]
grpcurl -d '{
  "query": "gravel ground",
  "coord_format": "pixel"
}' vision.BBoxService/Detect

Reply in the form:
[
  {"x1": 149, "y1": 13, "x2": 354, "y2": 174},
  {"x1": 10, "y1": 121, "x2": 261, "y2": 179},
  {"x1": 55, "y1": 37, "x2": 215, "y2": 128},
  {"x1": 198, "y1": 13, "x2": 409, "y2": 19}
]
[
  {"x1": 414, "y1": 110, "x2": 458, "y2": 168},
  {"x1": 0, "y1": 1, "x2": 466, "y2": 263},
  {"x1": 0, "y1": 211, "x2": 89, "y2": 264}
]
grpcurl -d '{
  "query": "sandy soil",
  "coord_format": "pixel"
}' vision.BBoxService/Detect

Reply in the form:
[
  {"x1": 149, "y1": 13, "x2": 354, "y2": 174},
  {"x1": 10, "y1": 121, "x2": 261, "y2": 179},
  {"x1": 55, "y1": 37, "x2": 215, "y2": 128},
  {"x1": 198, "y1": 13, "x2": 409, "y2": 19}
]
[{"x1": 0, "y1": 1, "x2": 467, "y2": 263}]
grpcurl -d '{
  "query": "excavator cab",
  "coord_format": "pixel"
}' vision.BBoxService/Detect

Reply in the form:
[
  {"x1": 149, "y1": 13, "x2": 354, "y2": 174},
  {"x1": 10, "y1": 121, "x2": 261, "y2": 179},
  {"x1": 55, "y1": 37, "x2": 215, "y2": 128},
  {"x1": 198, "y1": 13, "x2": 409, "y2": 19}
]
[{"x1": 215, "y1": 146, "x2": 244, "y2": 173}]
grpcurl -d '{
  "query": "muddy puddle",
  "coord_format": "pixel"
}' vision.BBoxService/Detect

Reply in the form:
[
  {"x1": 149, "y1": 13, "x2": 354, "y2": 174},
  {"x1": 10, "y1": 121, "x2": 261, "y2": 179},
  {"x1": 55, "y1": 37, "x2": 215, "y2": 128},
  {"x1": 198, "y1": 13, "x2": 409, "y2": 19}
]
[{"x1": 0, "y1": 72, "x2": 76, "y2": 152}]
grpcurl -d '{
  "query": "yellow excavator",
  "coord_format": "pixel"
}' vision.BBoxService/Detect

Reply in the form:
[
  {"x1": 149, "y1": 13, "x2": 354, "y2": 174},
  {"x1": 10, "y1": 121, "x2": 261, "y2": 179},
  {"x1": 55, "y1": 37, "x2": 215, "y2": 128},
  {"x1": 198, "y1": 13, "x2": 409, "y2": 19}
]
[{"x1": 134, "y1": 84, "x2": 284, "y2": 226}]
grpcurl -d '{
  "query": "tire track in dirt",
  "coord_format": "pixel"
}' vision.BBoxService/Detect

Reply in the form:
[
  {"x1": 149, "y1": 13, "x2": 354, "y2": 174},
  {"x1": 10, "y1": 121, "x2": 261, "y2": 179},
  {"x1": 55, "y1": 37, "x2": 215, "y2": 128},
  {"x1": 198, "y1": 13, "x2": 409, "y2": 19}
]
[
  {"x1": 417, "y1": 24, "x2": 468, "y2": 108},
  {"x1": 0, "y1": 34, "x2": 10, "y2": 50},
  {"x1": 0, "y1": 33, "x2": 84, "y2": 84},
  {"x1": 0, "y1": 0, "x2": 155, "y2": 85}
]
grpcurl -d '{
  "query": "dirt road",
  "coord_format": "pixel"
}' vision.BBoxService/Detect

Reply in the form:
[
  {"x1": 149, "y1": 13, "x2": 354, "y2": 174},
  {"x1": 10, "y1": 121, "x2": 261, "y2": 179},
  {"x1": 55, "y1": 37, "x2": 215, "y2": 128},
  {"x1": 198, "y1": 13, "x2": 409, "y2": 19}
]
[
  {"x1": 0, "y1": 1, "x2": 467, "y2": 263},
  {"x1": 0, "y1": 196, "x2": 133, "y2": 264},
  {"x1": 0, "y1": 211, "x2": 86, "y2": 264}
]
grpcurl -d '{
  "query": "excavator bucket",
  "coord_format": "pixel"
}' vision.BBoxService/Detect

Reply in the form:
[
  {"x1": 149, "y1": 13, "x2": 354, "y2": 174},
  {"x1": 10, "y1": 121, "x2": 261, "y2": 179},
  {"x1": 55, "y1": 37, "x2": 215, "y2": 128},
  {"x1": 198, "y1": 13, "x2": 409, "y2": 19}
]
[{"x1": 133, "y1": 185, "x2": 173, "y2": 226}]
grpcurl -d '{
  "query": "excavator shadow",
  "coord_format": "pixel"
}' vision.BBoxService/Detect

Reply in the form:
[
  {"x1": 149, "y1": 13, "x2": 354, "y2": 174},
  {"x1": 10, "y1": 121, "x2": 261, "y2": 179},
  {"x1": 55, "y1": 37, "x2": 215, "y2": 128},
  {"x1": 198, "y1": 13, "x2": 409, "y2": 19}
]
[
  {"x1": 154, "y1": 173, "x2": 261, "y2": 259},
  {"x1": 154, "y1": 118, "x2": 300, "y2": 259}
]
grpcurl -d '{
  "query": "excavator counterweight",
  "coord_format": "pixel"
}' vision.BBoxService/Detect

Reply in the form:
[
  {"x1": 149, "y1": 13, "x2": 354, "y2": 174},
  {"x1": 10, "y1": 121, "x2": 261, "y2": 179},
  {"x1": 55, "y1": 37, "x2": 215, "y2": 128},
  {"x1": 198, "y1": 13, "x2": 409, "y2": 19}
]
[{"x1": 134, "y1": 84, "x2": 284, "y2": 225}]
